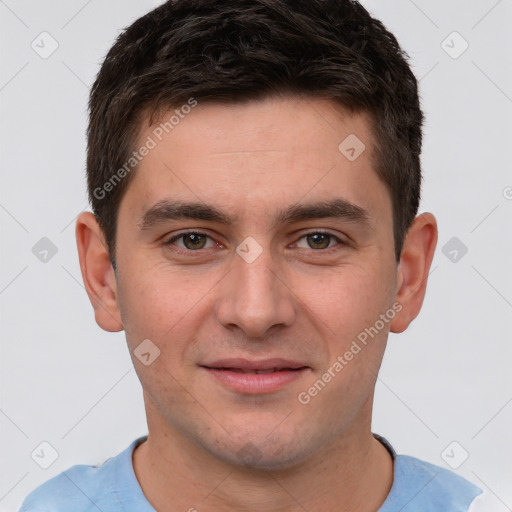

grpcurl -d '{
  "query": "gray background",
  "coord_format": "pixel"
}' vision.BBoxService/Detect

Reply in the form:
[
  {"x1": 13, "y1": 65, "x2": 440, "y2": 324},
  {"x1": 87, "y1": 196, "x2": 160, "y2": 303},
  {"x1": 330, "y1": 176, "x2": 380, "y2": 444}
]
[{"x1": 1, "y1": 0, "x2": 511, "y2": 510}]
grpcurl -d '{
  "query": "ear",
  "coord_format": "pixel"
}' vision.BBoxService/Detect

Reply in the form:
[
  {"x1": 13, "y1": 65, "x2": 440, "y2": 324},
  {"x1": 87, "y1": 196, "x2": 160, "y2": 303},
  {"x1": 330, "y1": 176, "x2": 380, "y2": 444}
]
[
  {"x1": 75, "y1": 212, "x2": 123, "y2": 332},
  {"x1": 390, "y1": 212, "x2": 438, "y2": 333}
]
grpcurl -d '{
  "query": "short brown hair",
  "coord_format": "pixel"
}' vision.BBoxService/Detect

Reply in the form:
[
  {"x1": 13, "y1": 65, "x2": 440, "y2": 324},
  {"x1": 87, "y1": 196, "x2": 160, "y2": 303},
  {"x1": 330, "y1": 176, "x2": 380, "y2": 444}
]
[{"x1": 87, "y1": 0, "x2": 423, "y2": 264}]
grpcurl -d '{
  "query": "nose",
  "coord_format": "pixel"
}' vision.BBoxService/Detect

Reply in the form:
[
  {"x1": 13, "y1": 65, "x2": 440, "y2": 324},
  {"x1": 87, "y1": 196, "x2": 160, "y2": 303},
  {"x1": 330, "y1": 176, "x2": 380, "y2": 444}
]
[{"x1": 214, "y1": 244, "x2": 296, "y2": 339}]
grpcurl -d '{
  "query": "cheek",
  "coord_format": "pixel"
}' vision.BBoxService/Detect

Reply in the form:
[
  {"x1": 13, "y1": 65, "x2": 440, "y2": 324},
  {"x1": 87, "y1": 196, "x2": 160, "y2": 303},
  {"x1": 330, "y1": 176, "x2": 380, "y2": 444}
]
[
  {"x1": 116, "y1": 262, "x2": 218, "y2": 369},
  {"x1": 116, "y1": 267, "x2": 185, "y2": 346},
  {"x1": 294, "y1": 262, "x2": 395, "y2": 338}
]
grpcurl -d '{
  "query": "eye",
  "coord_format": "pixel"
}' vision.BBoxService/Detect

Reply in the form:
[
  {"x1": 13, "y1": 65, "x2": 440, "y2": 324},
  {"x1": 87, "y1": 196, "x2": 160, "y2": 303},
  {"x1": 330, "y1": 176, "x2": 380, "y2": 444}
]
[
  {"x1": 164, "y1": 231, "x2": 216, "y2": 251},
  {"x1": 162, "y1": 230, "x2": 345, "y2": 255},
  {"x1": 295, "y1": 231, "x2": 343, "y2": 250}
]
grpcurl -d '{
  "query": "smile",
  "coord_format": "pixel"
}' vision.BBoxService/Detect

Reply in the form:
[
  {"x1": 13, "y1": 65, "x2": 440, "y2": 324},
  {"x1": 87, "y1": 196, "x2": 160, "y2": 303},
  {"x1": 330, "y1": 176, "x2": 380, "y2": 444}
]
[{"x1": 200, "y1": 358, "x2": 310, "y2": 394}]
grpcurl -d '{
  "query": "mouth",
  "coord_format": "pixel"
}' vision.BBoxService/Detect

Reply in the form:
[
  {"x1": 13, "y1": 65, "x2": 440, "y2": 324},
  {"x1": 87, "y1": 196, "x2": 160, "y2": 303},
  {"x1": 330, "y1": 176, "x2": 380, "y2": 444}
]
[
  {"x1": 200, "y1": 358, "x2": 310, "y2": 394},
  {"x1": 207, "y1": 367, "x2": 304, "y2": 374}
]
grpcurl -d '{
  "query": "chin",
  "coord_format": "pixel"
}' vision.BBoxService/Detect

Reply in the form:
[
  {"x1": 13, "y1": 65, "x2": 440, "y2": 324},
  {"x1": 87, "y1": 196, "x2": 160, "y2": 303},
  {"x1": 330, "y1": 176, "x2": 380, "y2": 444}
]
[{"x1": 203, "y1": 428, "x2": 320, "y2": 472}]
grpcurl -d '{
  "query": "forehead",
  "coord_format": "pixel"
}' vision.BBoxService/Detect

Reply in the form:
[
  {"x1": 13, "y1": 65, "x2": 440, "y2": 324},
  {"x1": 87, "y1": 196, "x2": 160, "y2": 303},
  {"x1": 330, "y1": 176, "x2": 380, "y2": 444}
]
[
  {"x1": 120, "y1": 95, "x2": 391, "y2": 230},
  {"x1": 144, "y1": 96, "x2": 373, "y2": 157}
]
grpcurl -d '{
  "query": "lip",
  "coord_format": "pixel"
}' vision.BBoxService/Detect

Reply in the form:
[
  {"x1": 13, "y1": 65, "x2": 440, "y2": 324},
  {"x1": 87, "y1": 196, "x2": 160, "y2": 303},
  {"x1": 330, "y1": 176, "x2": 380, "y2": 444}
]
[
  {"x1": 200, "y1": 358, "x2": 310, "y2": 394},
  {"x1": 202, "y1": 358, "x2": 307, "y2": 371}
]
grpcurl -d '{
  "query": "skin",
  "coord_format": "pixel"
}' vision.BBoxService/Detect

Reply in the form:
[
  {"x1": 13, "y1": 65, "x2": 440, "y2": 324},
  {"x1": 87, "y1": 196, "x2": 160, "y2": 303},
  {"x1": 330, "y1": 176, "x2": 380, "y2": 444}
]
[{"x1": 76, "y1": 95, "x2": 437, "y2": 511}]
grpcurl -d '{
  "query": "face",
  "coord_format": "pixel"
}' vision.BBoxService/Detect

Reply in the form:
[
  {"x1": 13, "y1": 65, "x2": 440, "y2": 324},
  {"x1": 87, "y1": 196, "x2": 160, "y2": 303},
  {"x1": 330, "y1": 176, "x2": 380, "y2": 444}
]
[{"x1": 112, "y1": 96, "x2": 400, "y2": 469}]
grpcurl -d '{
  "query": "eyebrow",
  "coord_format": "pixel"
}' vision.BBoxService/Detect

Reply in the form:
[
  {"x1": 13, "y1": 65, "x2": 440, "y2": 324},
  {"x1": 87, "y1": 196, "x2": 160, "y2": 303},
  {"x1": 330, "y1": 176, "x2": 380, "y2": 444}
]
[{"x1": 138, "y1": 198, "x2": 371, "y2": 231}]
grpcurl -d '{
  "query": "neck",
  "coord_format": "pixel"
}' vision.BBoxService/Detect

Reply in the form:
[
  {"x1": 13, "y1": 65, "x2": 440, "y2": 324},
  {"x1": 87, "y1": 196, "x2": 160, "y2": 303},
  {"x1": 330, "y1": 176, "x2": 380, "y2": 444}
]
[{"x1": 133, "y1": 401, "x2": 393, "y2": 511}]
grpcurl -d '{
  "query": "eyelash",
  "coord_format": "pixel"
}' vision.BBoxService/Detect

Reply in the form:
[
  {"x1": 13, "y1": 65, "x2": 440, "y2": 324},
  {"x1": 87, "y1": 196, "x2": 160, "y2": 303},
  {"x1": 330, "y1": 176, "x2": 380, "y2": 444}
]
[{"x1": 162, "y1": 230, "x2": 346, "y2": 256}]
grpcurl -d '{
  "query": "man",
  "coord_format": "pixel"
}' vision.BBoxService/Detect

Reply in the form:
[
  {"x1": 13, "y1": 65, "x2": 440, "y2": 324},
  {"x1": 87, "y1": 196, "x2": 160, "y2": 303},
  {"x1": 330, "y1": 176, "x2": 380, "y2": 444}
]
[{"x1": 19, "y1": 0, "x2": 486, "y2": 510}]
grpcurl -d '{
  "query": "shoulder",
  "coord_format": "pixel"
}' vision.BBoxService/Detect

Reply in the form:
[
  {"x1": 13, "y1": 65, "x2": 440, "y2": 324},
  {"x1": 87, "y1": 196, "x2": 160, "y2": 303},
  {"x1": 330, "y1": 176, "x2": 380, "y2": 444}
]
[
  {"x1": 18, "y1": 437, "x2": 147, "y2": 512},
  {"x1": 467, "y1": 491, "x2": 498, "y2": 512},
  {"x1": 379, "y1": 454, "x2": 483, "y2": 512},
  {"x1": 18, "y1": 458, "x2": 117, "y2": 512}
]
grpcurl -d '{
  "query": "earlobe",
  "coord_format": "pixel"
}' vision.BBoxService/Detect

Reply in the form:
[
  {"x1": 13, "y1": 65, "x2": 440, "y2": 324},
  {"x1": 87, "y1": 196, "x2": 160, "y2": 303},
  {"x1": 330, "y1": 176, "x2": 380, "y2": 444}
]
[
  {"x1": 390, "y1": 213, "x2": 438, "y2": 334},
  {"x1": 75, "y1": 212, "x2": 123, "y2": 332}
]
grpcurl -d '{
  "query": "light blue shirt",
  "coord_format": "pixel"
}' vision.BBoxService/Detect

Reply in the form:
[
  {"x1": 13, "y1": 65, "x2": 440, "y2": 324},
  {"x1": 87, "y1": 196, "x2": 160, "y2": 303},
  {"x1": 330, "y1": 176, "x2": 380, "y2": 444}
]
[{"x1": 19, "y1": 434, "x2": 482, "y2": 511}]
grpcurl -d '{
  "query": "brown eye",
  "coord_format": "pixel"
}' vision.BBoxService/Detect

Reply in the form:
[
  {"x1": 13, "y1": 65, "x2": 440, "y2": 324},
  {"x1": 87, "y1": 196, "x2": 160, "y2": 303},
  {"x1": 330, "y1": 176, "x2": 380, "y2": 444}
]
[
  {"x1": 296, "y1": 232, "x2": 342, "y2": 250},
  {"x1": 181, "y1": 233, "x2": 208, "y2": 250},
  {"x1": 164, "y1": 232, "x2": 214, "y2": 251},
  {"x1": 307, "y1": 233, "x2": 331, "y2": 249}
]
